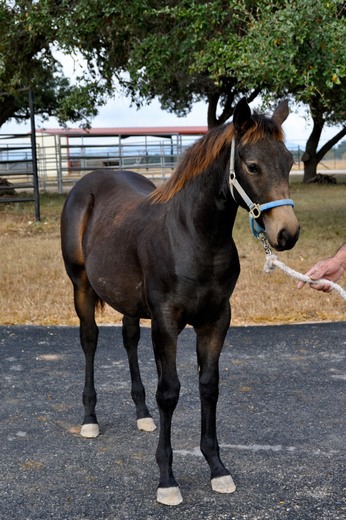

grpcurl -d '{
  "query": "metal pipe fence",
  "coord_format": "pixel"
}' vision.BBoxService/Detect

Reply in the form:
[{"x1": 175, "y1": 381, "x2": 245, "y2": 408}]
[
  {"x1": 0, "y1": 134, "x2": 40, "y2": 219},
  {"x1": 0, "y1": 131, "x2": 345, "y2": 201}
]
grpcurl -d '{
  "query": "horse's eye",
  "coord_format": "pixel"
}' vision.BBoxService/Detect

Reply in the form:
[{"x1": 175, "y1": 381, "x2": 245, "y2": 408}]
[{"x1": 247, "y1": 163, "x2": 259, "y2": 174}]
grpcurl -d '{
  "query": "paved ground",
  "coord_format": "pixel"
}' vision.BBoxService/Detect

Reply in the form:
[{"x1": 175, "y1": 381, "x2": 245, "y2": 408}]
[{"x1": 1, "y1": 323, "x2": 345, "y2": 520}]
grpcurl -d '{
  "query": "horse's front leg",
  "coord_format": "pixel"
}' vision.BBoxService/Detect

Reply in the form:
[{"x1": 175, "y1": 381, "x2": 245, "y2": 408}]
[
  {"x1": 151, "y1": 316, "x2": 182, "y2": 506},
  {"x1": 195, "y1": 308, "x2": 236, "y2": 495}
]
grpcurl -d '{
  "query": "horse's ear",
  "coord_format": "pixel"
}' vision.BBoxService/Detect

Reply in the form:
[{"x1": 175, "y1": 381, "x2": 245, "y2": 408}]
[
  {"x1": 233, "y1": 98, "x2": 253, "y2": 135},
  {"x1": 272, "y1": 100, "x2": 289, "y2": 126}
]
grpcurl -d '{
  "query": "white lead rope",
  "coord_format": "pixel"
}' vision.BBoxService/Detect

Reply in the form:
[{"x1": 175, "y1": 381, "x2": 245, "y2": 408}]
[
  {"x1": 259, "y1": 234, "x2": 346, "y2": 302},
  {"x1": 264, "y1": 254, "x2": 346, "y2": 301}
]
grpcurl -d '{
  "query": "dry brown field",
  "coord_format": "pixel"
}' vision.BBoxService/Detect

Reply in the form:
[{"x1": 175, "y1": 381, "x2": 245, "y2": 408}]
[
  {"x1": 291, "y1": 158, "x2": 346, "y2": 172},
  {"x1": 1, "y1": 179, "x2": 346, "y2": 327}
]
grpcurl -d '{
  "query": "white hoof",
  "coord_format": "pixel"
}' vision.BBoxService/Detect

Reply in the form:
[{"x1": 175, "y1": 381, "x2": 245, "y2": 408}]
[
  {"x1": 211, "y1": 475, "x2": 236, "y2": 494},
  {"x1": 80, "y1": 423, "x2": 100, "y2": 438},
  {"x1": 137, "y1": 417, "x2": 157, "y2": 432},
  {"x1": 157, "y1": 486, "x2": 183, "y2": 506}
]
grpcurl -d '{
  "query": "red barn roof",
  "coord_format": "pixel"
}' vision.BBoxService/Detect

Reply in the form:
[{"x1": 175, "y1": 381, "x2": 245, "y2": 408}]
[{"x1": 36, "y1": 126, "x2": 208, "y2": 138}]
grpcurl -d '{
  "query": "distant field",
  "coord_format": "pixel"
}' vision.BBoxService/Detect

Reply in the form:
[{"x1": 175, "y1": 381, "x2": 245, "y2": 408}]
[
  {"x1": 1, "y1": 183, "x2": 346, "y2": 326},
  {"x1": 291, "y1": 159, "x2": 346, "y2": 172}
]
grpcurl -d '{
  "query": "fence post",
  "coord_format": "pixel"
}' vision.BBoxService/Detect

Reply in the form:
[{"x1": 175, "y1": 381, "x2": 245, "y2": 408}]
[{"x1": 28, "y1": 90, "x2": 40, "y2": 221}]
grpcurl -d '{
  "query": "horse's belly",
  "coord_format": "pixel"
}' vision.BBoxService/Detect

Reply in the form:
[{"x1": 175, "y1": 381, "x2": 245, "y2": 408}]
[{"x1": 88, "y1": 268, "x2": 150, "y2": 318}]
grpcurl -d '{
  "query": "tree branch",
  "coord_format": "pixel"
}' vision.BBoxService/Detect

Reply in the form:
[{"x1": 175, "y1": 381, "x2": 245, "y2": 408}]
[
  {"x1": 317, "y1": 126, "x2": 346, "y2": 162},
  {"x1": 246, "y1": 87, "x2": 261, "y2": 104}
]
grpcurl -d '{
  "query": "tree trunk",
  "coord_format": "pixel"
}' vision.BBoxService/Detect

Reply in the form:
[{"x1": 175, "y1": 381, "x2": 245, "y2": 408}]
[
  {"x1": 207, "y1": 93, "x2": 220, "y2": 128},
  {"x1": 302, "y1": 114, "x2": 324, "y2": 183},
  {"x1": 302, "y1": 95, "x2": 346, "y2": 183},
  {"x1": 207, "y1": 87, "x2": 260, "y2": 129},
  {"x1": 302, "y1": 117, "x2": 346, "y2": 183},
  {"x1": 0, "y1": 96, "x2": 17, "y2": 127},
  {"x1": 302, "y1": 152, "x2": 319, "y2": 182}
]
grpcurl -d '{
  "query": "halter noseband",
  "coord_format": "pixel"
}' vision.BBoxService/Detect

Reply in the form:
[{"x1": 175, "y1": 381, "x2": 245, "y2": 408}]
[{"x1": 228, "y1": 137, "x2": 294, "y2": 239}]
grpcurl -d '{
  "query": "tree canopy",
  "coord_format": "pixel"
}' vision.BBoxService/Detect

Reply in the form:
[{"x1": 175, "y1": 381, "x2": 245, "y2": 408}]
[
  {"x1": 0, "y1": 0, "x2": 109, "y2": 127},
  {"x1": 53, "y1": 0, "x2": 262, "y2": 127},
  {"x1": 219, "y1": 0, "x2": 346, "y2": 181},
  {"x1": 1, "y1": 0, "x2": 346, "y2": 180}
]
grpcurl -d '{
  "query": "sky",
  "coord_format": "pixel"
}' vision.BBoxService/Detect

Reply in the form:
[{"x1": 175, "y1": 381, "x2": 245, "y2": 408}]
[
  {"x1": 2, "y1": 93, "x2": 343, "y2": 150},
  {"x1": 2, "y1": 95, "x2": 341, "y2": 149}
]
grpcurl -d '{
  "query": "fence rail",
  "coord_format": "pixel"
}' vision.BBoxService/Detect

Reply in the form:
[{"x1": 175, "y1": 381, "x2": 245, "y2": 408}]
[
  {"x1": 0, "y1": 135, "x2": 40, "y2": 219},
  {"x1": 0, "y1": 131, "x2": 345, "y2": 203},
  {"x1": 33, "y1": 131, "x2": 192, "y2": 193}
]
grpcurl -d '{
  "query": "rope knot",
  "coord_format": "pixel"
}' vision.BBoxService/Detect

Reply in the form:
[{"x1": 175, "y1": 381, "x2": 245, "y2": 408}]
[{"x1": 263, "y1": 254, "x2": 278, "y2": 273}]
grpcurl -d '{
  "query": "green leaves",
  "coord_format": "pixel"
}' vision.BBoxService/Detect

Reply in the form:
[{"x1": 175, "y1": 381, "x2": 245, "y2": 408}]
[
  {"x1": 0, "y1": 0, "x2": 345, "y2": 130},
  {"x1": 0, "y1": 0, "x2": 107, "y2": 126}
]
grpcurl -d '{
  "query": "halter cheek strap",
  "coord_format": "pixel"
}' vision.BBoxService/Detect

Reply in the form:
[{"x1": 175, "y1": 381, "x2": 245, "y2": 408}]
[{"x1": 228, "y1": 137, "x2": 295, "y2": 239}]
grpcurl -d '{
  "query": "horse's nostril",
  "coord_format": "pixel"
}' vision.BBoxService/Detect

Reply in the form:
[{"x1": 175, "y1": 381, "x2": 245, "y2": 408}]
[
  {"x1": 278, "y1": 228, "x2": 289, "y2": 247},
  {"x1": 277, "y1": 227, "x2": 300, "y2": 251}
]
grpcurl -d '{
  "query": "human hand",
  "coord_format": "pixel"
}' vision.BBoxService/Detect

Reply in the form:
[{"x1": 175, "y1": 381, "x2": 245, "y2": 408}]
[{"x1": 297, "y1": 257, "x2": 345, "y2": 292}]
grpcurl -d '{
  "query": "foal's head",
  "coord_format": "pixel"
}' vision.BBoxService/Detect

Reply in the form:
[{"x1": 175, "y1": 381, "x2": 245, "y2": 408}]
[{"x1": 232, "y1": 99, "x2": 300, "y2": 251}]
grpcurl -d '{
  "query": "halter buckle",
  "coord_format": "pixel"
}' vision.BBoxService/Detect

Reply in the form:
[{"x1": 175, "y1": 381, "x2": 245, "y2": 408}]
[{"x1": 249, "y1": 204, "x2": 261, "y2": 219}]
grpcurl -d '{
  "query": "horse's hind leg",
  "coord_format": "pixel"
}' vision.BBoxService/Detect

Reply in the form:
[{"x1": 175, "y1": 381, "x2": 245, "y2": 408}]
[
  {"x1": 73, "y1": 279, "x2": 100, "y2": 438},
  {"x1": 122, "y1": 316, "x2": 156, "y2": 432}
]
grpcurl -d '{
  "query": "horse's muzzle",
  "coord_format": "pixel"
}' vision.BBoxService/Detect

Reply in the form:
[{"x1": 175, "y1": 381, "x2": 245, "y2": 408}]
[
  {"x1": 262, "y1": 204, "x2": 300, "y2": 252},
  {"x1": 275, "y1": 226, "x2": 300, "y2": 251}
]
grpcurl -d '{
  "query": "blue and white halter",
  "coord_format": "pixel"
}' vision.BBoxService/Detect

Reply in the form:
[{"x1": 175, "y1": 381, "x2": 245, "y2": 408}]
[{"x1": 228, "y1": 137, "x2": 294, "y2": 239}]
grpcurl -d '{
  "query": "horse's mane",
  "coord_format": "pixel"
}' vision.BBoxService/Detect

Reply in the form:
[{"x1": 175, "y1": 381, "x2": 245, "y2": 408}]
[{"x1": 150, "y1": 114, "x2": 284, "y2": 204}]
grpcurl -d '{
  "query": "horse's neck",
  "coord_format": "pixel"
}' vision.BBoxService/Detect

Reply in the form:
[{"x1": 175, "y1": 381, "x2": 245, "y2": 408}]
[{"x1": 167, "y1": 161, "x2": 237, "y2": 243}]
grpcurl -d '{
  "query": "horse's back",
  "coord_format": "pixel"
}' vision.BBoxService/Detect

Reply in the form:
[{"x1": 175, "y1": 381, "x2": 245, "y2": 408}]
[{"x1": 65, "y1": 169, "x2": 155, "y2": 202}]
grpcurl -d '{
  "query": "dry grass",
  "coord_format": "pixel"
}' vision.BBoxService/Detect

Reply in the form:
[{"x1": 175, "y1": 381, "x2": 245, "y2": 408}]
[
  {"x1": 291, "y1": 158, "x2": 346, "y2": 172},
  {"x1": 1, "y1": 182, "x2": 346, "y2": 327},
  {"x1": 232, "y1": 180, "x2": 346, "y2": 325},
  {"x1": 0, "y1": 195, "x2": 122, "y2": 326}
]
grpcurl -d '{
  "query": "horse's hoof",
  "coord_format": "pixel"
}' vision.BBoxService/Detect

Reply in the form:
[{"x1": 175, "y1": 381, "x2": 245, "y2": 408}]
[
  {"x1": 157, "y1": 486, "x2": 183, "y2": 506},
  {"x1": 137, "y1": 417, "x2": 157, "y2": 432},
  {"x1": 80, "y1": 423, "x2": 100, "y2": 438},
  {"x1": 211, "y1": 475, "x2": 236, "y2": 494}
]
